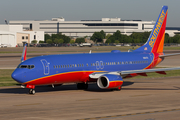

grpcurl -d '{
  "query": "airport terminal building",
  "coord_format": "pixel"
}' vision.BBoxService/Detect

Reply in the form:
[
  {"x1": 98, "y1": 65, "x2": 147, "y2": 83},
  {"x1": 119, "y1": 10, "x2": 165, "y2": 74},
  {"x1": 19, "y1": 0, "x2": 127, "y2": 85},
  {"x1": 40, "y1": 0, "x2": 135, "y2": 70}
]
[
  {"x1": 9, "y1": 18, "x2": 156, "y2": 38},
  {"x1": 9, "y1": 17, "x2": 180, "y2": 38}
]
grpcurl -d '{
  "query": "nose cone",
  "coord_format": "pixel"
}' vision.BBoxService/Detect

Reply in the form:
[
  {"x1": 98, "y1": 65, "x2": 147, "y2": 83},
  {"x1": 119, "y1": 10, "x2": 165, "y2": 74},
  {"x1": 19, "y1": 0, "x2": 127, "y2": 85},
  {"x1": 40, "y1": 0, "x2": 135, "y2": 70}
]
[{"x1": 11, "y1": 70, "x2": 23, "y2": 83}]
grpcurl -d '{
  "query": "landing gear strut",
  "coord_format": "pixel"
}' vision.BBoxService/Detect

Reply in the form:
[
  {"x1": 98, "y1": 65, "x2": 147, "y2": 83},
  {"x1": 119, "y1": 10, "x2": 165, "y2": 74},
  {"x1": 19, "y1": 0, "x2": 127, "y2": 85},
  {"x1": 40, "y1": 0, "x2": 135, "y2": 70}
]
[
  {"x1": 29, "y1": 89, "x2": 35, "y2": 95},
  {"x1": 77, "y1": 83, "x2": 88, "y2": 90},
  {"x1": 26, "y1": 85, "x2": 35, "y2": 95}
]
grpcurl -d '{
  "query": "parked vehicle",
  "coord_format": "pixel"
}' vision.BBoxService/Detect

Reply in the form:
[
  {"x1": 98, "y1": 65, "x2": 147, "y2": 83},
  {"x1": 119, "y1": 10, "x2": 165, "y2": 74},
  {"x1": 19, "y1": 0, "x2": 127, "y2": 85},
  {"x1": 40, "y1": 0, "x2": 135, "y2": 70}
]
[{"x1": 79, "y1": 43, "x2": 92, "y2": 47}]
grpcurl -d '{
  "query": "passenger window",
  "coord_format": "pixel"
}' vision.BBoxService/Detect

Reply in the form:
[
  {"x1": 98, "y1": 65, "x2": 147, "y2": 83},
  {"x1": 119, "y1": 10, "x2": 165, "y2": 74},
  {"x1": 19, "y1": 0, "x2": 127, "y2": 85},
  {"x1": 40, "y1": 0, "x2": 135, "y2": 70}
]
[{"x1": 86, "y1": 63, "x2": 88, "y2": 66}]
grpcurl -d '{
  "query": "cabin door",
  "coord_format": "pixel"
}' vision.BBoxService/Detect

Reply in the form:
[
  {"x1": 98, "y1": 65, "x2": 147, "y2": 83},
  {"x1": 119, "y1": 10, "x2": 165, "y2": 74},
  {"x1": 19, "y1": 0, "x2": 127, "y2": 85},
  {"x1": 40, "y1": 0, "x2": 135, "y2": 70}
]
[{"x1": 41, "y1": 59, "x2": 49, "y2": 75}]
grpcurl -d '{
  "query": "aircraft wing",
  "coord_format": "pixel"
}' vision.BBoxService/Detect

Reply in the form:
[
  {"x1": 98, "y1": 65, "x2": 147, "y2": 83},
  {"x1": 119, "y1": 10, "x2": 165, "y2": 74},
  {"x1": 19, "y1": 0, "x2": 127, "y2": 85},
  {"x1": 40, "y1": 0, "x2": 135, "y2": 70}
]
[{"x1": 89, "y1": 67, "x2": 180, "y2": 79}]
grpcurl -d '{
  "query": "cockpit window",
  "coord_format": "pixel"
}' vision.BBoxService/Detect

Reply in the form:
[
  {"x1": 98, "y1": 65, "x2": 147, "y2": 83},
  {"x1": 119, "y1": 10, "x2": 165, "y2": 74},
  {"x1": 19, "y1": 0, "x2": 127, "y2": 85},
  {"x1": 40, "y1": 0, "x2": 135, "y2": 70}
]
[{"x1": 18, "y1": 65, "x2": 35, "y2": 69}]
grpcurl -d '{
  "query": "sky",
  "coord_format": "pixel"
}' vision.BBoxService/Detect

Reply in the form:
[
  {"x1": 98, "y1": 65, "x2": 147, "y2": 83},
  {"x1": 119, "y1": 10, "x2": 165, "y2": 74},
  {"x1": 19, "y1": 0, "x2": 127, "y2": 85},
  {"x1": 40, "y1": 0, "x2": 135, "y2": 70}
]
[{"x1": 0, "y1": 0, "x2": 180, "y2": 27}]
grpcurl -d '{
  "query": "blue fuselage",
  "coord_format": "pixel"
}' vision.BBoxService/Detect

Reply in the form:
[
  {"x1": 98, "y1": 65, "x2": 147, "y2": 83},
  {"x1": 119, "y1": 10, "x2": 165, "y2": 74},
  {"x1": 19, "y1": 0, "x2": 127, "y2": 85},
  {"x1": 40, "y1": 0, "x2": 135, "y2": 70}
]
[{"x1": 12, "y1": 51, "x2": 158, "y2": 85}]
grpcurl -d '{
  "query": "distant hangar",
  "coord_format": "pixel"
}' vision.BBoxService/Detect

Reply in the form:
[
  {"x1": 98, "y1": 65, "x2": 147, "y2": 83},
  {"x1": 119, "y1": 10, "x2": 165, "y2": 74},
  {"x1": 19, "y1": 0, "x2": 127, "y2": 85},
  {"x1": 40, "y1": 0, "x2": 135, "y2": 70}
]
[{"x1": 0, "y1": 25, "x2": 44, "y2": 47}]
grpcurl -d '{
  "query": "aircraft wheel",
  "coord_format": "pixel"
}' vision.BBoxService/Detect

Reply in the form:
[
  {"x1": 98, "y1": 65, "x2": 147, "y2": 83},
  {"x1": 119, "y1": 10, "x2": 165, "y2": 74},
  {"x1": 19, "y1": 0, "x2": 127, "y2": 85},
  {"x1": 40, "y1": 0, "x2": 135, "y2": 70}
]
[{"x1": 29, "y1": 89, "x2": 35, "y2": 95}]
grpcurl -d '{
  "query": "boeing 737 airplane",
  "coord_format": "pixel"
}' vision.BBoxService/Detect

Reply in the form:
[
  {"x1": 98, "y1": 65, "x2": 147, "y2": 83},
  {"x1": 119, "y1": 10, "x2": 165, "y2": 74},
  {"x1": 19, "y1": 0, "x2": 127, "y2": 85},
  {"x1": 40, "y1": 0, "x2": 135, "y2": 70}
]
[{"x1": 12, "y1": 6, "x2": 180, "y2": 94}]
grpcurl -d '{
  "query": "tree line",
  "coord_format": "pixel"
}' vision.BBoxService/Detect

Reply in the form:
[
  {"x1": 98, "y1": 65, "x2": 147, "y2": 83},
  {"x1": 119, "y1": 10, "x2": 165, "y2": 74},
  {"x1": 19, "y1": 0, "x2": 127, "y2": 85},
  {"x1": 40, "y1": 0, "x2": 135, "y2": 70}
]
[
  {"x1": 41, "y1": 31, "x2": 180, "y2": 44},
  {"x1": 90, "y1": 30, "x2": 180, "y2": 44}
]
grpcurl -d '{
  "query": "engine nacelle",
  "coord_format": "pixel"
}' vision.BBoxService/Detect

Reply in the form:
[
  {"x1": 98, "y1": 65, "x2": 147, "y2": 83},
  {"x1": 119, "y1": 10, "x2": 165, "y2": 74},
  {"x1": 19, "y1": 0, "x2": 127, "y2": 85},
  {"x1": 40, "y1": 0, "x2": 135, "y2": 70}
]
[{"x1": 97, "y1": 74, "x2": 123, "y2": 89}]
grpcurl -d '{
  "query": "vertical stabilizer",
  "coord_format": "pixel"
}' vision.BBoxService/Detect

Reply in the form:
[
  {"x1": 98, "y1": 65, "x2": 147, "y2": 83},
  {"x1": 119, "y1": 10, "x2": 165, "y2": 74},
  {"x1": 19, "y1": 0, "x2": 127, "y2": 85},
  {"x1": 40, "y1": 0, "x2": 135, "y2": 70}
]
[
  {"x1": 21, "y1": 44, "x2": 27, "y2": 62},
  {"x1": 134, "y1": 6, "x2": 168, "y2": 53}
]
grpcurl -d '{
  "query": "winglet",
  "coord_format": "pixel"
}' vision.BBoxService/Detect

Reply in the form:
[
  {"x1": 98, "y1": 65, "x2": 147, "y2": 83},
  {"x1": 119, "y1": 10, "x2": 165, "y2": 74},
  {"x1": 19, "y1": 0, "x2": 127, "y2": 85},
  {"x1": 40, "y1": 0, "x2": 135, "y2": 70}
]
[
  {"x1": 134, "y1": 6, "x2": 168, "y2": 53},
  {"x1": 21, "y1": 44, "x2": 27, "y2": 62}
]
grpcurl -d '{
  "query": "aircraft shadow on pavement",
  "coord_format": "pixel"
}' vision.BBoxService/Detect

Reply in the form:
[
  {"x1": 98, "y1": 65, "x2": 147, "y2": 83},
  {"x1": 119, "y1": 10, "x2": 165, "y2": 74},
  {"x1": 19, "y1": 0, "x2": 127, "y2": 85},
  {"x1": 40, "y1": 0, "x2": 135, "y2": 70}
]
[
  {"x1": 0, "y1": 82, "x2": 178, "y2": 94},
  {"x1": 0, "y1": 82, "x2": 133, "y2": 94}
]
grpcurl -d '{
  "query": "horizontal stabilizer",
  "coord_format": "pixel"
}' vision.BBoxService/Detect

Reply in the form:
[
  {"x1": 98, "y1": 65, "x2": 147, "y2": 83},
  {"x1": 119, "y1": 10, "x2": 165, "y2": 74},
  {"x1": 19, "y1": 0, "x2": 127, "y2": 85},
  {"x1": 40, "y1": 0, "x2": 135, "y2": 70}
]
[{"x1": 159, "y1": 53, "x2": 180, "y2": 58}]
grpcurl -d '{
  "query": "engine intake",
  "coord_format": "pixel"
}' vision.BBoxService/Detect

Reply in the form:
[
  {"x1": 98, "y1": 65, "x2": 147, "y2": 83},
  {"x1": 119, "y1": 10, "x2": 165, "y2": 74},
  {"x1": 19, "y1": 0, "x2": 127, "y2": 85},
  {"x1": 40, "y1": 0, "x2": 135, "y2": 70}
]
[{"x1": 97, "y1": 74, "x2": 123, "y2": 89}]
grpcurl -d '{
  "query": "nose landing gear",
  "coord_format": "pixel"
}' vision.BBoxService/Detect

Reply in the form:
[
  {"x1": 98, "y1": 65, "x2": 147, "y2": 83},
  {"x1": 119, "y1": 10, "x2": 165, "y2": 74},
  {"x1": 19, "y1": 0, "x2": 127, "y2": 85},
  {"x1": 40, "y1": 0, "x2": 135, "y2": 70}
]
[{"x1": 26, "y1": 84, "x2": 36, "y2": 95}]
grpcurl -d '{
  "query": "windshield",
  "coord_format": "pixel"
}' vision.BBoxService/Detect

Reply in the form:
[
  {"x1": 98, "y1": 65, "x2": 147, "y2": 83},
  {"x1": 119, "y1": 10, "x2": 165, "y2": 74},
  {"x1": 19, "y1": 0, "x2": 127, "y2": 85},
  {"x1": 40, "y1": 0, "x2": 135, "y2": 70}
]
[{"x1": 17, "y1": 65, "x2": 35, "y2": 69}]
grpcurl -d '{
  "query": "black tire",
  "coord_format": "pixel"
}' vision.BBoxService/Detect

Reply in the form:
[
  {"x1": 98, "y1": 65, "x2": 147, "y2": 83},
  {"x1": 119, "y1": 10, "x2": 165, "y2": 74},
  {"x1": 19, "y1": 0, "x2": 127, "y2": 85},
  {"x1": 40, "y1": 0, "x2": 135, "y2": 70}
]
[{"x1": 29, "y1": 89, "x2": 35, "y2": 95}]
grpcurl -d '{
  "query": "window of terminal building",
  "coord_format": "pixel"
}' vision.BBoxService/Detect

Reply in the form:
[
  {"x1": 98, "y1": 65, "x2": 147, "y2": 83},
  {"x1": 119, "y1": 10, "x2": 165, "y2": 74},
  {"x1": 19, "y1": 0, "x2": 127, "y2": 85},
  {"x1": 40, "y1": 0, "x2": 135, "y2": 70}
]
[
  {"x1": 26, "y1": 36, "x2": 28, "y2": 39},
  {"x1": 22, "y1": 36, "x2": 24, "y2": 40}
]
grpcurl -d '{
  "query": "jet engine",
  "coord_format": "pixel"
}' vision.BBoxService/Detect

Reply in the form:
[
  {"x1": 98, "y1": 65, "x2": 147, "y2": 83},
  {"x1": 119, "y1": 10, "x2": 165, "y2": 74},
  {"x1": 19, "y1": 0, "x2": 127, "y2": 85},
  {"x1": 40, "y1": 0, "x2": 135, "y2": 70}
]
[{"x1": 97, "y1": 74, "x2": 123, "y2": 89}]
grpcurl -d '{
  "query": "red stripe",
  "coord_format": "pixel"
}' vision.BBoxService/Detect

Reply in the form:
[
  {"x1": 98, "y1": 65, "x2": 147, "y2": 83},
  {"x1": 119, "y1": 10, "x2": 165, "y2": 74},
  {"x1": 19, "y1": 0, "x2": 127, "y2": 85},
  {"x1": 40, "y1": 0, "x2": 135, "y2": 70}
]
[
  {"x1": 24, "y1": 71, "x2": 102, "y2": 85},
  {"x1": 152, "y1": 12, "x2": 167, "y2": 53}
]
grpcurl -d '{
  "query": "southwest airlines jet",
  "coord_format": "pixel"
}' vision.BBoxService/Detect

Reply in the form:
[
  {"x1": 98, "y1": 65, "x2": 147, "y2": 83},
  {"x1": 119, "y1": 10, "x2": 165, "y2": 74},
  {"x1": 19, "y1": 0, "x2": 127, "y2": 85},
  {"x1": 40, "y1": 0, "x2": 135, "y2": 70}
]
[{"x1": 12, "y1": 6, "x2": 180, "y2": 94}]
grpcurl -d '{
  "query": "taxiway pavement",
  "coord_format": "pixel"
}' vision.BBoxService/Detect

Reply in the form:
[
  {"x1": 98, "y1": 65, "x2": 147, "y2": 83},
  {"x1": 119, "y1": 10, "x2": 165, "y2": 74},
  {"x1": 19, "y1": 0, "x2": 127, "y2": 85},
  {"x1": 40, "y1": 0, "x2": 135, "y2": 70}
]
[{"x1": 0, "y1": 77, "x2": 180, "y2": 120}]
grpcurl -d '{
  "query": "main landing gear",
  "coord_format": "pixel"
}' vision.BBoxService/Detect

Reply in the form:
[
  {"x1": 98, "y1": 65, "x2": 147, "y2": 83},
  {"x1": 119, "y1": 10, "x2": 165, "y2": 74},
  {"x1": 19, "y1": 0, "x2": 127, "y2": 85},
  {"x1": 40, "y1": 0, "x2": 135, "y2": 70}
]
[
  {"x1": 29, "y1": 89, "x2": 35, "y2": 95},
  {"x1": 77, "y1": 83, "x2": 88, "y2": 90}
]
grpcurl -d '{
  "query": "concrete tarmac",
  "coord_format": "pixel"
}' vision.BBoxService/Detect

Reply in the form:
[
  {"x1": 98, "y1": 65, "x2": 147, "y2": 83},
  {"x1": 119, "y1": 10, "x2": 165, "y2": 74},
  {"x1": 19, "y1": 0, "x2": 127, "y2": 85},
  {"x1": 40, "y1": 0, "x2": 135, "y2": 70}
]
[{"x1": 0, "y1": 77, "x2": 180, "y2": 120}]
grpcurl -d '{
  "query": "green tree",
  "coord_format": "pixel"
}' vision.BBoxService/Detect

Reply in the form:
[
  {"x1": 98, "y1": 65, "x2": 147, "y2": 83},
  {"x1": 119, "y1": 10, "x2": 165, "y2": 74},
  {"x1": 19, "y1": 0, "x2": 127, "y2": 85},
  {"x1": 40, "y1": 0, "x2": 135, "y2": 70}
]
[
  {"x1": 46, "y1": 39, "x2": 53, "y2": 44},
  {"x1": 105, "y1": 33, "x2": 112, "y2": 39},
  {"x1": 115, "y1": 40, "x2": 119, "y2": 44},
  {"x1": 70, "y1": 40, "x2": 75, "y2": 43},
  {"x1": 172, "y1": 34, "x2": 180, "y2": 43},
  {"x1": 54, "y1": 38, "x2": 64, "y2": 44},
  {"x1": 113, "y1": 30, "x2": 121, "y2": 40},
  {"x1": 75, "y1": 38, "x2": 85, "y2": 43},
  {"x1": 165, "y1": 33, "x2": 170, "y2": 43},
  {"x1": 39, "y1": 40, "x2": 44, "y2": 43},
  {"x1": 100, "y1": 30, "x2": 106, "y2": 39},
  {"x1": 45, "y1": 34, "x2": 51, "y2": 43},
  {"x1": 91, "y1": 32, "x2": 103, "y2": 42},
  {"x1": 54, "y1": 39, "x2": 60, "y2": 44},
  {"x1": 31, "y1": 40, "x2": 37, "y2": 44},
  {"x1": 105, "y1": 39, "x2": 111, "y2": 43},
  {"x1": 59, "y1": 39, "x2": 64, "y2": 43}
]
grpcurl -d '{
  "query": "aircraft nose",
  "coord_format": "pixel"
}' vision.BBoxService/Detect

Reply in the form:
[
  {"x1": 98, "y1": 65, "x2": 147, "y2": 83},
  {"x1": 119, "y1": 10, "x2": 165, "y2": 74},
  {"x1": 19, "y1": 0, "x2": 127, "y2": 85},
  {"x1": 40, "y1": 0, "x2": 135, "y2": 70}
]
[{"x1": 11, "y1": 70, "x2": 23, "y2": 83}]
